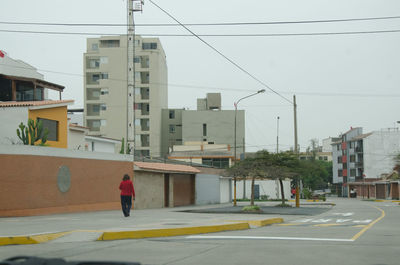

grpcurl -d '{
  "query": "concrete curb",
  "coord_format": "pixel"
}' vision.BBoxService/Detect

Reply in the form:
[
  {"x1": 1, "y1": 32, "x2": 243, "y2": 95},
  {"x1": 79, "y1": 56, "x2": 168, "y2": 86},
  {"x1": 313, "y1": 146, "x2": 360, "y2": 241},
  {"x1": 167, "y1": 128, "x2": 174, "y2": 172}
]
[
  {"x1": 98, "y1": 222, "x2": 250, "y2": 241},
  {"x1": 0, "y1": 232, "x2": 70, "y2": 246},
  {"x1": 247, "y1": 218, "x2": 283, "y2": 227},
  {"x1": 0, "y1": 218, "x2": 285, "y2": 245}
]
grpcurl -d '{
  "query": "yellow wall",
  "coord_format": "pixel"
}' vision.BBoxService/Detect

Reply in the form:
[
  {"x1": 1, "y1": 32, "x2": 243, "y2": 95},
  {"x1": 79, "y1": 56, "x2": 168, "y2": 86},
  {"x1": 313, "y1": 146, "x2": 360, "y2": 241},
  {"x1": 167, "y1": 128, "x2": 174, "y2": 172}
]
[{"x1": 28, "y1": 106, "x2": 68, "y2": 148}]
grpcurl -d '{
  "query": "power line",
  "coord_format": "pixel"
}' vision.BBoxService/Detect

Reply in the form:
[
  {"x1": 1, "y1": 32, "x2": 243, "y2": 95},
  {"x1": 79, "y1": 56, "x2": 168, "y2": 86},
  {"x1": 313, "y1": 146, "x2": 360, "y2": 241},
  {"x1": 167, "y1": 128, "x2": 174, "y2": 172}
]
[
  {"x1": 1, "y1": 15, "x2": 400, "y2": 27},
  {"x1": 2, "y1": 28, "x2": 400, "y2": 37},
  {"x1": 2, "y1": 63, "x2": 400, "y2": 99},
  {"x1": 147, "y1": 0, "x2": 292, "y2": 105}
]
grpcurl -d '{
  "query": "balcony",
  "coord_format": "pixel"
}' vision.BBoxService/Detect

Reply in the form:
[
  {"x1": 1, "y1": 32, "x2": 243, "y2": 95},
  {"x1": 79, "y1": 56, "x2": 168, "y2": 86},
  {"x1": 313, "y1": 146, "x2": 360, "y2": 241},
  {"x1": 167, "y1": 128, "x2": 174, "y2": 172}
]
[{"x1": 355, "y1": 146, "x2": 363, "y2": 153}]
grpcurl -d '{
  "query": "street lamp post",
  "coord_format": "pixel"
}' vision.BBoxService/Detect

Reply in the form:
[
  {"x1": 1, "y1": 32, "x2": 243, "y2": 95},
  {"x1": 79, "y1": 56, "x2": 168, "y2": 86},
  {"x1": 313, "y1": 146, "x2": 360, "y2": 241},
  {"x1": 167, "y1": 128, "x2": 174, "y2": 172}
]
[{"x1": 233, "y1": 89, "x2": 265, "y2": 206}]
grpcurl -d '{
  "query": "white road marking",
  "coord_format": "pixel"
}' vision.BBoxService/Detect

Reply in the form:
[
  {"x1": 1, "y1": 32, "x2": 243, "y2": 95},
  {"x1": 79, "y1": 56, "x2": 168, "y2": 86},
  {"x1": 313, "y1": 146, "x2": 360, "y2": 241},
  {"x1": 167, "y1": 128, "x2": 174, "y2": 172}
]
[
  {"x1": 353, "y1": 219, "x2": 372, "y2": 224},
  {"x1": 296, "y1": 219, "x2": 313, "y2": 223},
  {"x1": 333, "y1": 213, "x2": 354, "y2": 217},
  {"x1": 311, "y1": 219, "x2": 331, "y2": 223},
  {"x1": 336, "y1": 219, "x2": 352, "y2": 223},
  {"x1": 186, "y1": 235, "x2": 354, "y2": 242}
]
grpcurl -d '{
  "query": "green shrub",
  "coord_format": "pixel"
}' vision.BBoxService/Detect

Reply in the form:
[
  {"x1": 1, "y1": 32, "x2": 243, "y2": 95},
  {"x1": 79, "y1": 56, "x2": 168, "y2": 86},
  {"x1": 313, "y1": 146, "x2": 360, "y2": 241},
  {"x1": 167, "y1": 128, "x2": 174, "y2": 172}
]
[
  {"x1": 242, "y1": 205, "x2": 260, "y2": 212},
  {"x1": 302, "y1": 188, "x2": 312, "y2": 199}
]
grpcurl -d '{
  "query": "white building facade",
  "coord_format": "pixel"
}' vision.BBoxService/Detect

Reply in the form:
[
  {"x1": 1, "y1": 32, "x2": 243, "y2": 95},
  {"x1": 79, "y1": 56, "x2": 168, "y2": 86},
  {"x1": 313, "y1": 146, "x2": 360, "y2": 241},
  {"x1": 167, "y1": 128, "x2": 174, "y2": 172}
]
[{"x1": 84, "y1": 35, "x2": 168, "y2": 158}]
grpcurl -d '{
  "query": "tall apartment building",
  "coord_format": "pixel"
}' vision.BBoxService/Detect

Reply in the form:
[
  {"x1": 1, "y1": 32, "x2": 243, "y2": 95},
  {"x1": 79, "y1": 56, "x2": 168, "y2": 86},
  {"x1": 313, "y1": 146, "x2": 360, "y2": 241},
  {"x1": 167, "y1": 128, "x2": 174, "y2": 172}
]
[
  {"x1": 332, "y1": 127, "x2": 400, "y2": 195},
  {"x1": 161, "y1": 93, "x2": 245, "y2": 160},
  {"x1": 84, "y1": 35, "x2": 168, "y2": 157}
]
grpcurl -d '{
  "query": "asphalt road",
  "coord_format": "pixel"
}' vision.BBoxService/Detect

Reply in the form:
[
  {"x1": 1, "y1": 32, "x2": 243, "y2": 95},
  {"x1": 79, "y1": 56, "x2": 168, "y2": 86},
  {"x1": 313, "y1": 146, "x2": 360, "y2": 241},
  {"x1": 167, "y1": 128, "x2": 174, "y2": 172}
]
[{"x1": 1, "y1": 198, "x2": 399, "y2": 265}]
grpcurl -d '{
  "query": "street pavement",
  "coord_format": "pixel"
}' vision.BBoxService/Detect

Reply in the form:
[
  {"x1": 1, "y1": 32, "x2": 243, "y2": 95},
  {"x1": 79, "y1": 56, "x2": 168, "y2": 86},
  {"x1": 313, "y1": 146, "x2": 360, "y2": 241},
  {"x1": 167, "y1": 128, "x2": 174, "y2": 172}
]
[{"x1": 0, "y1": 198, "x2": 399, "y2": 265}]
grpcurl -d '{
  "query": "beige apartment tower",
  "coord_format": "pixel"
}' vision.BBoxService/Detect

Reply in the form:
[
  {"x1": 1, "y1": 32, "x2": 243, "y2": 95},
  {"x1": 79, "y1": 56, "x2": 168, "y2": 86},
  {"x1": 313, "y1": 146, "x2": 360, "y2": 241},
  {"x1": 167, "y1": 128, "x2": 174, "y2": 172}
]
[{"x1": 84, "y1": 35, "x2": 167, "y2": 157}]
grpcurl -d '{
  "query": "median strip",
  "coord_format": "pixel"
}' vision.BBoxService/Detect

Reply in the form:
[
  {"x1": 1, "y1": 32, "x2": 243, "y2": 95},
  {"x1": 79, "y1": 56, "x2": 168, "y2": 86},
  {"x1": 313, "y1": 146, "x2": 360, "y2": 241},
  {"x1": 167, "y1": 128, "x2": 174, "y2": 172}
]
[{"x1": 98, "y1": 222, "x2": 250, "y2": 241}]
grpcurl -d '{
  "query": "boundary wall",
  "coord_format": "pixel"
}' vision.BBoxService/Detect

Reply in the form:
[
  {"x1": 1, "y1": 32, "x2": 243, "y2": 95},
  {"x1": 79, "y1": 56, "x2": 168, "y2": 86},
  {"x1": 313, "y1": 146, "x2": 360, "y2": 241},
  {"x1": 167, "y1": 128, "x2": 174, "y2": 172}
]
[{"x1": 0, "y1": 145, "x2": 133, "y2": 216}]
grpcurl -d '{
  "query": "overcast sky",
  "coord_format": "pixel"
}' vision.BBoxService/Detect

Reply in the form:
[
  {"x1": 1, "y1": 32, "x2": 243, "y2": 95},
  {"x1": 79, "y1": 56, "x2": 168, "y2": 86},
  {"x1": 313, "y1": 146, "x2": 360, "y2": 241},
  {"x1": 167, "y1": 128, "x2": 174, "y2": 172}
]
[{"x1": 1, "y1": 0, "x2": 400, "y2": 152}]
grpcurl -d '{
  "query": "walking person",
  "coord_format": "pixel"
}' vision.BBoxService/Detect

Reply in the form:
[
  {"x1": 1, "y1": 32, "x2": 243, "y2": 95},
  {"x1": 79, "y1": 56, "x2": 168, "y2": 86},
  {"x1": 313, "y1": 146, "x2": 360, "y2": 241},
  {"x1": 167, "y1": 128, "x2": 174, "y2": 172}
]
[{"x1": 119, "y1": 174, "x2": 135, "y2": 217}]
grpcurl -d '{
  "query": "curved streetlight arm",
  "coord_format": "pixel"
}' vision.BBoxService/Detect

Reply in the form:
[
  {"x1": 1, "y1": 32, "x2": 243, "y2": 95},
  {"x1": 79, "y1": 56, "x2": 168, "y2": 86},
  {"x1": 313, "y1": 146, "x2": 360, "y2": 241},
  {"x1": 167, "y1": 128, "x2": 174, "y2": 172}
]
[{"x1": 234, "y1": 89, "x2": 266, "y2": 108}]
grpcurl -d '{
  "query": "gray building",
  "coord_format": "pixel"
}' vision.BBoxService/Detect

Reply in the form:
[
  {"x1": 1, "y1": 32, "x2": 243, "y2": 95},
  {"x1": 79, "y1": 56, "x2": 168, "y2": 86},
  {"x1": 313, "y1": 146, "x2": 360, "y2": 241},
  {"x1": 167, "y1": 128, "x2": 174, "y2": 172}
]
[
  {"x1": 161, "y1": 93, "x2": 245, "y2": 160},
  {"x1": 83, "y1": 35, "x2": 167, "y2": 158}
]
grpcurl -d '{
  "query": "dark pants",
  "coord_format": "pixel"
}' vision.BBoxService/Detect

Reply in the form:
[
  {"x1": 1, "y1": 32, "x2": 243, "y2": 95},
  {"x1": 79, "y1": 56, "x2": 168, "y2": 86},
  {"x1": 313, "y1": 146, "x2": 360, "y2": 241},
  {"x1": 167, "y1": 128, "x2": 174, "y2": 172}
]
[{"x1": 120, "y1": 195, "x2": 132, "y2": 217}]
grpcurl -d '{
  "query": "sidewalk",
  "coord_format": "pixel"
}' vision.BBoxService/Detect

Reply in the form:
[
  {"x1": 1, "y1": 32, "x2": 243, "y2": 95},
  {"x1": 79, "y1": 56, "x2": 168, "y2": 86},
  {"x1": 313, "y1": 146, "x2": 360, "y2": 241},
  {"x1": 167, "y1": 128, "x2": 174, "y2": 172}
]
[{"x1": 0, "y1": 200, "x2": 333, "y2": 246}]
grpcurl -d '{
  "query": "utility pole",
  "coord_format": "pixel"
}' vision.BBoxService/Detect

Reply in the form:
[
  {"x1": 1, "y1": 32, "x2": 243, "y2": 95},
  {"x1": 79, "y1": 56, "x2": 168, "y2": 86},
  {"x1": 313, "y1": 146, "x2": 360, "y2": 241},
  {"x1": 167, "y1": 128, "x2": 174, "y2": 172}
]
[
  {"x1": 276, "y1": 116, "x2": 280, "y2": 153},
  {"x1": 127, "y1": 0, "x2": 143, "y2": 157},
  {"x1": 293, "y1": 95, "x2": 300, "y2": 208},
  {"x1": 243, "y1": 137, "x2": 246, "y2": 199}
]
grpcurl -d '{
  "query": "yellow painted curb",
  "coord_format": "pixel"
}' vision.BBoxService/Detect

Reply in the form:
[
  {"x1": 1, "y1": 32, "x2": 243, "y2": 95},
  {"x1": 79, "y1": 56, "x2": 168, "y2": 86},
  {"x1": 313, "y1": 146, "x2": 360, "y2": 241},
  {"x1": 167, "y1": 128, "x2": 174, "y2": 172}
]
[
  {"x1": 374, "y1": 200, "x2": 386, "y2": 202},
  {"x1": 247, "y1": 218, "x2": 284, "y2": 227},
  {"x1": 0, "y1": 232, "x2": 69, "y2": 246},
  {"x1": 392, "y1": 200, "x2": 400, "y2": 203},
  {"x1": 98, "y1": 222, "x2": 250, "y2": 241},
  {"x1": 306, "y1": 199, "x2": 320, "y2": 202}
]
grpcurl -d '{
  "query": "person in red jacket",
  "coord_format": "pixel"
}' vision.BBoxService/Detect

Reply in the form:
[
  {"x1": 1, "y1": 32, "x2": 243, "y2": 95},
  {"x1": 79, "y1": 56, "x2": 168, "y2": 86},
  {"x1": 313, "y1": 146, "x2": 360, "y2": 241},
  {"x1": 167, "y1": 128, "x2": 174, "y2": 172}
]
[{"x1": 119, "y1": 174, "x2": 135, "y2": 217}]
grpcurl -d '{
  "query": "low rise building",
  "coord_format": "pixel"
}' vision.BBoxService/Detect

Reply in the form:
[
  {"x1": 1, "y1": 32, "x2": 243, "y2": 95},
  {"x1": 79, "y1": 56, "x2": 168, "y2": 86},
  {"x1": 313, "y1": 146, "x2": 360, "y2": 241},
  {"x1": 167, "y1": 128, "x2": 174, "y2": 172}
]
[
  {"x1": 332, "y1": 127, "x2": 400, "y2": 197},
  {"x1": 161, "y1": 93, "x2": 245, "y2": 161}
]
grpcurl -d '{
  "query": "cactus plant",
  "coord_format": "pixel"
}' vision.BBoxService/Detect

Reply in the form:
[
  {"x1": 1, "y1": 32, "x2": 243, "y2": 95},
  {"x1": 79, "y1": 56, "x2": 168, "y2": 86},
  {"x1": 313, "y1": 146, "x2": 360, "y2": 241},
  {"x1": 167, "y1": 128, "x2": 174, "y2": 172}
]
[
  {"x1": 16, "y1": 122, "x2": 29, "y2": 145},
  {"x1": 16, "y1": 119, "x2": 49, "y2": 146}
]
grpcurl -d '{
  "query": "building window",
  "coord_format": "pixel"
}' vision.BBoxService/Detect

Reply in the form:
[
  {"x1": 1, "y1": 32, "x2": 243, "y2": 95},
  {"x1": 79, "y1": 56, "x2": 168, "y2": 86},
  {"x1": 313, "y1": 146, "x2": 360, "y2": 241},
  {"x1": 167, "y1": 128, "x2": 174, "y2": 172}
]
[
  {"x1": 100, "y1": 104, "x2": 107, "y2": 111},
  {"x1": 16, "y1": 82, "x2": 34, "y2": 101},
  {"x1": 100, "y1": 57, "x2": 108, "y2": 64},
  {"x1": 337, "y1": 156, "x2": 342, "y2": 164},
  {"x1": 100, "y1": 88, "x2": 109, "y2": 95},
  {"x1": 88, "y1": 58, "x2": 100, "y2": 69},
  {"x1": 101, "y1": 73, "x2": 108, "y2": 79},
  {"x1": 134, "y1": 56, "x2": 140, "y2": 63},
  {"x1": 142, "y1": 42, "x2": 157, "y2": 50},
  {"x1": 169, "y1": 125, "x2": 176, "y2": 133},
  {"x1": 100, "y1": 39, "x2": 120, "y2": 48},
  {"x1": 38, "y1": 118, "x2": 58, "y2": 141},
  {"x1": 91, "y1": 43, "x2": 99, "y2": 51},
  {"x1": 338, "y1": 169, "x2": 343, "y2": 177},
  {"x1": 203, "y1": 123, "x2": 207, "y2": 136},
  {"x1": 324, "y1": 156, "x2": 328, "y2": 161},
  {"x1": 169, "y1": 110, "x2": 175, "y2": 119},
  {"x1": 350, "y1": 155, "x2": 355, "y2": 163},
  {"x1": 202, "y1": 158, "x2": 229, "y2": 169},
  {"x1": 350, "y1": 169, "x2": 356, "y2": 177},
  {"x1": 35, "y1": 87, "x2": 43, "y2": 101}
]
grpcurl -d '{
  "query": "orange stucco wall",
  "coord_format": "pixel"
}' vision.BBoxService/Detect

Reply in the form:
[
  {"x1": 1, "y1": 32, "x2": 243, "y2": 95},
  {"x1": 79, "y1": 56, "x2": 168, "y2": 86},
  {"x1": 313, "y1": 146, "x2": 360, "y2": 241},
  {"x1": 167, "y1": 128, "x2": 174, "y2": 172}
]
[
  {"x1": 28, "y1": 106, "x2": 68, "y2": 148},
  {"x1": 0, "y1": 154, "x2": 133, "y2": 217}
]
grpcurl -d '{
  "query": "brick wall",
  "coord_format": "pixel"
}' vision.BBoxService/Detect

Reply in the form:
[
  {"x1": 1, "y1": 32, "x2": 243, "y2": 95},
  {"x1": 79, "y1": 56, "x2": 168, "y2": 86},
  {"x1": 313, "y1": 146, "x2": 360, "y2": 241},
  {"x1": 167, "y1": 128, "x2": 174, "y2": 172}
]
[{"x1": 0, "y1": 145, "x2": 133, "y2": 216}]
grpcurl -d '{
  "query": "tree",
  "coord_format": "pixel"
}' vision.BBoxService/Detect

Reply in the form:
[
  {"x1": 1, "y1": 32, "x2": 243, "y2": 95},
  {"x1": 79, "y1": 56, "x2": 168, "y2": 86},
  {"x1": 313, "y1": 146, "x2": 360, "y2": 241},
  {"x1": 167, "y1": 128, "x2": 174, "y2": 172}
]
[{"x1": 226, "y1": 150, "x2": 299, "y2": 206}]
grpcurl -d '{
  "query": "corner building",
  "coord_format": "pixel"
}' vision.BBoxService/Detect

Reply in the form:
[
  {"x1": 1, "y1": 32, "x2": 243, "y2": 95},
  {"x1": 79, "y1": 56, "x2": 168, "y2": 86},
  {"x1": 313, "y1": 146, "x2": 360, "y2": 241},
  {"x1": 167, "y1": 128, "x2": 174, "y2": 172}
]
[{"x1": 84, "y1": 35, "x2": 168, "y2": 157}]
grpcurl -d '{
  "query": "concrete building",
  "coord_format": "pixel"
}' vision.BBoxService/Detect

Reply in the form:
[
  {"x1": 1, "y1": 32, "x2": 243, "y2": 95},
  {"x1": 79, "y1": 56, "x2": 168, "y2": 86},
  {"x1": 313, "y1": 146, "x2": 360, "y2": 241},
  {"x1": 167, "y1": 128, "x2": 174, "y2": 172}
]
[
  {"x1": 332, "y1": 127, "x2": 400, "y2": 196},
  {"x1": 83, "y1": 35, "x2": 167, "y2": 158},
  {"x1": 161, "y1": 93, "x2": 245, "y2": 160},
  {"x1": 0, "y1": 50, "x2": 64, "y2": 102},
  {"x1": 168, "y1": 142, "x2": 234, "y2": 168}
]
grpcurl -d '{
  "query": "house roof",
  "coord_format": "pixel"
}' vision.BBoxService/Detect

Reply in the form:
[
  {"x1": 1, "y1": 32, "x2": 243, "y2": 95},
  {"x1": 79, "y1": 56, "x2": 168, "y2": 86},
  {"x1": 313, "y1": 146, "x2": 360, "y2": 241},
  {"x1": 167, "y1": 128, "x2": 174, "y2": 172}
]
[
  {"x1": 134, "y1": 161, "x2": 200, "y2": 174},
  {"x1": 351, "y1": 132, "x2": 373, "y2": 141},
  {"x1": 0, "y1": 100, "x2": 74, "y2": 108}
]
